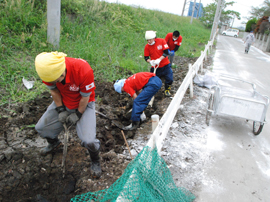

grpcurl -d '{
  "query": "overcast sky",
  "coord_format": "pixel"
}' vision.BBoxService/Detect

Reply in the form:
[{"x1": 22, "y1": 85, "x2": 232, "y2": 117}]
[{"x1": 103, "y1": 0, "x2": 265, "y2": 28}]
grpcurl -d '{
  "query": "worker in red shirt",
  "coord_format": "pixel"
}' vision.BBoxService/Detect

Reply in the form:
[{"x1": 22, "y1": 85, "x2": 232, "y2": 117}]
[
  {"x1": 114, "y1": 72, "x2": 162, "y2": 130},
  {"x1": 144, "y1": 30, "x2": 173, "y2": 97},
  {"x1": 34, "y1": 52, "x2": 101, "y2": 178},
  {"x1": 165, "y1": 30, "x2": 182, "y2": 64}
]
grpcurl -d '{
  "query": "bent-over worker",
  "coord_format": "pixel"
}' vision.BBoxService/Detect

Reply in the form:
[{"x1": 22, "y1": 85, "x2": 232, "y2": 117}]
[
  {"x1": 114, "y1": 72, "x2": 162, "y2": 130},
  {"x1": 34, "y1": 52, "x2": 101, "y2": 178}
]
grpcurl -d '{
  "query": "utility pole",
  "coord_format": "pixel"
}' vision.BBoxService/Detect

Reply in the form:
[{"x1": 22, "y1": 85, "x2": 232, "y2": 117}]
[
  {"x1": 47, "y1": 0, "x2": 61, "y2": 49},
  {"x1": 210, "y1": 0, "x2": 222, "y2": 40},
  {"x1": 231, "y1": 14, "x2": 235, "y2": 28},
  {"x1": 196, "y1": 0, "x2": 201, "y2": 19},
  {"x1": 190, "y1": 0, "x2": 197, "y2": 24},
  {"x1": 182, "y1": 0, "x2": 187, "y2": 16},
  {"x1": 218, "y1": 0, "x2": 223, "y2": 20}
]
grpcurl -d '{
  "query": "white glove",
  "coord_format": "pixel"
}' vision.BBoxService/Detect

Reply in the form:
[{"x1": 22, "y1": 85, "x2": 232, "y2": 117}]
[
  {"x1": 150, "y1": 60, "x2": 155, "y2": 66},
  {"x1": 154, "y1": 59, "x2": 161, "y2": 66},
  {"x1": 140, "y1": 112, "x2": 146, "y2": 121}
]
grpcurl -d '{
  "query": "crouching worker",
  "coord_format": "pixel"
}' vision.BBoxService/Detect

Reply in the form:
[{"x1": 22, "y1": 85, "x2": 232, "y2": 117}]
[
  {"x1": 114, "y1": 72, "x2": 162, "y2": 130},
  {"x1": 34, "y1": 52, "x2": 101, "y2": 178}
]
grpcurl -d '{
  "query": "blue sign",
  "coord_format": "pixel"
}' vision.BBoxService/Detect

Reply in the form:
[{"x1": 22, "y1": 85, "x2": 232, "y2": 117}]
[{"x1": 188, "y1": 2, "x2": 204, "y2": 18}]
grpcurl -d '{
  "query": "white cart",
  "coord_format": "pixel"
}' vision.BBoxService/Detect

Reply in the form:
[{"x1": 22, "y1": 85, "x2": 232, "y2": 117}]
[{"x1": 206, "y1": 75, "x2": 269, "y2": 135}]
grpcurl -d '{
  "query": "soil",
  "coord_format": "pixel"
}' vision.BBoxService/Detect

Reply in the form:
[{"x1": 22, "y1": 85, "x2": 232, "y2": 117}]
[{"x1": 0, "y1": 55, "x2": 213, "y2": 202}]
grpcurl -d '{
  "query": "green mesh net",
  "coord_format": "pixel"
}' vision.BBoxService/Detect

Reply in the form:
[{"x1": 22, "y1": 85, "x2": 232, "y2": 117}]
[{"x1": 71, "y1": 146, "x2": 195, "y2": 202}]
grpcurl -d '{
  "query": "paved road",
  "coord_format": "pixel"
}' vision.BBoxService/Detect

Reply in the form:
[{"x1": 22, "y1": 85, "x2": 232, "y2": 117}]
[{"x1": 195, "y1": 35, "x2": 270, "y2": 201}]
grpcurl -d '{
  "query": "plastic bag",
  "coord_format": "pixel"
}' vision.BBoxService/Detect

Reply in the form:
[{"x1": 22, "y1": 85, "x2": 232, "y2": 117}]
[
  {"x1": 22, "y1": 77, "x2": 35, "y2": 90},
  {"x1": 140, "y1": 112, "x2": 146, "y2": 121},
  {"x1": 193, "y1": 72, "x2": 217, "y2": 89}
]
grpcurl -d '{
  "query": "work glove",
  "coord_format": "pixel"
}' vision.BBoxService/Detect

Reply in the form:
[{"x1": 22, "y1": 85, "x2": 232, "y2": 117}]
[
  {"x1": 66, "y1": 110, "x2": 82, "y2": 125},
  {"x1": 154, "y1": 58, "x2": 161, "y2": 66},
  {"x1": 150, "y1": 60, "x2": 155, "y2": 66},
  {"x1": 140, "y1": 112, "x2": 146, "y2": 122},
  {"x1": 55, "y1": 106, "x2": 69, "y2": 124},
  {"x1": 169, "y1": 50, "x2": 175, "y2": 56}
]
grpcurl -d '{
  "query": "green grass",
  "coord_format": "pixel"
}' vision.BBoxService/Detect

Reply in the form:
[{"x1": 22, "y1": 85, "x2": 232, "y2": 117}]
[{"x1": 0, "y1": 0, "x2": 211, "y2": 105}]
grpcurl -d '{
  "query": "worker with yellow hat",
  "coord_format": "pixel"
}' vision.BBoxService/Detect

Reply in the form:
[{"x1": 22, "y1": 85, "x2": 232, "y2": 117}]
[{"x1": 34, "y1": 52, "x2": 101, "y2": 178}]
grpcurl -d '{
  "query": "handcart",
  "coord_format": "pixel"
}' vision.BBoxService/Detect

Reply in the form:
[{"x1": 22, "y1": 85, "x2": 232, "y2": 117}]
[{"x1": 206, "y1": 75, "x2": 269, "y2": 135}]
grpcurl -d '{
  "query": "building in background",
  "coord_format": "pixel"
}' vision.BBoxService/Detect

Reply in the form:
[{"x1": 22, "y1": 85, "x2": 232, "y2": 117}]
[{"x1": 187, "y1": 2, "x2": 203, "y2": 18}]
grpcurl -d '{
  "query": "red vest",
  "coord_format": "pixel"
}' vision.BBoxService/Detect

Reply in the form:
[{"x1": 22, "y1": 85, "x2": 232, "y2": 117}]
[{"x1": 43, "y1": 57, "x2": 95, "y2": 109}]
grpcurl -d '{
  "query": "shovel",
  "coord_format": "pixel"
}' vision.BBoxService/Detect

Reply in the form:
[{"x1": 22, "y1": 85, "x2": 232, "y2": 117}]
[{"x1": 95, "y1": 110, "x2": 126, "y2": 130}]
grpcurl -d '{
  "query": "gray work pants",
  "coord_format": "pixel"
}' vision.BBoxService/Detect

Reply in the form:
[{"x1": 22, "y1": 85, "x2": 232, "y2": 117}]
[
  {"x1": 35, "y1": 101, "x2": 100, "y2": 152},
  {"x1": 168, "y1": 55, "x2": 175, "y2": 64}
]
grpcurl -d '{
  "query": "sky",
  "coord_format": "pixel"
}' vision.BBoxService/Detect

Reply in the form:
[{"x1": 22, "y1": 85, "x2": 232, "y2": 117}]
[{"x1": 103, "y1": 0, "x2": 265, "y2": 28}]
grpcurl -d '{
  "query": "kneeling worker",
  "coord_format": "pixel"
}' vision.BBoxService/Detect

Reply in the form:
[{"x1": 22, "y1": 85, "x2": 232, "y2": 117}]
[{"x1": 114, "y1": 72, "x2": 162, "y2": 130}]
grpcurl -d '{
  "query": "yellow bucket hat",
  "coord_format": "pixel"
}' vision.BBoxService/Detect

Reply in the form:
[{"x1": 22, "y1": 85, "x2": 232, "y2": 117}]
[{"x1": 35, "y1": 51, "x2": 67, "y2": 82}]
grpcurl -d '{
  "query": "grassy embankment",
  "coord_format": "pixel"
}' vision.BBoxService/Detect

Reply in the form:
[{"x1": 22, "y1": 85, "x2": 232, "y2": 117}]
[{"x1": 0, "y1": 0, "x2": 211, "y2": 106}]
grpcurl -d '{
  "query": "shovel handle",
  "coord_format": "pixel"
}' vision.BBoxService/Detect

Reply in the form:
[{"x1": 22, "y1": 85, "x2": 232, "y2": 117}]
[
  {"x1": 62, "y1": 123, "x2": 69, "y2": 178},
  {"x1": 153, "y1": 65, "x2": 159, "y2": 74},
  {"x1": 121, "y1": 130, "x2": 133, "y2": 159}
]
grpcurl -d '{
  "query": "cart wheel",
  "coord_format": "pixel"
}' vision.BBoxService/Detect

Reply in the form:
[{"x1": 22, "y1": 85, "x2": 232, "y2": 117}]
[
  {"x1": 206, "y1": 94, "x2": 214, "y2": 126},
  {"x1": 253, "y1": 121, "x2": 264, "y2": 135}
]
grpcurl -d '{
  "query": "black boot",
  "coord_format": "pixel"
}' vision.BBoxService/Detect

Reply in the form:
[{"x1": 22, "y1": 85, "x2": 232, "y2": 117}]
[
  {"x1": 164, "y1": 84, "x2": 171, "y2": 97},
  {"x1": 123, "y1": 121, "x2": 140, "y2": 130},
  {"x1": 89, "y1": 149, "x2": 101, "y2": 178},
  {"x1": 40, "y1": 138, "x2": 61, "y2": 156}
]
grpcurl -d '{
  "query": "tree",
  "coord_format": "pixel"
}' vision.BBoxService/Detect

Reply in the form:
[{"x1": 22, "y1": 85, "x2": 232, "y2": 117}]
[
  {"x1": 250, "y1": 0, "x2": 270, "y2": 19},
  {"x1": 200, "y1": 0, "x2": 240, "y2": 28},
  {"x1": 254, "y1": 16, "x2": 270, "y2": 33},
  {"x1": 245, "y1": 18, "x2": 257, "y2": 32}
]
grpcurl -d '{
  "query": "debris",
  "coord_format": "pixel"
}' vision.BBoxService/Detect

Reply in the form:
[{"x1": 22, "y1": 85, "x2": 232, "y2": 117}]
[{"x1": 22, "y1": 77, "x2": 34, "y2": 90}]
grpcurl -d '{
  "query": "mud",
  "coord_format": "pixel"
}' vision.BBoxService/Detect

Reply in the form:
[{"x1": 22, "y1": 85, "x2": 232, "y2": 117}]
[{"x1": 0, "y1": 55, "x2": 213, "y2": 202}]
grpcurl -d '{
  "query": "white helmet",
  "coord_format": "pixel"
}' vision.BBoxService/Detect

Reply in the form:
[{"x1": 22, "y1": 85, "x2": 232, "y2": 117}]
[{"x1": 145, "y1": 31, "x2": 156, "y2": 40}]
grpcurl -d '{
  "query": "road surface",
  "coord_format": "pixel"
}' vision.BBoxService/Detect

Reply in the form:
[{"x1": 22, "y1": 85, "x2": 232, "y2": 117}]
[{"x1": 194, "y1": 35, "x2": 270, "y2": 201}]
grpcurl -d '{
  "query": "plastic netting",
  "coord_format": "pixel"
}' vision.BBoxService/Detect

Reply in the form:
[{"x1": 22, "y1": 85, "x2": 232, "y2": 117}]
[{"x1": 71, "y1": 146, "x2": 195, "y2": 202}]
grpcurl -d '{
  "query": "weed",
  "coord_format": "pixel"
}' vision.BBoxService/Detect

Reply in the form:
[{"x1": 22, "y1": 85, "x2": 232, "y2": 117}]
[{"x1": 96, "y1": 95, "x2": 102, "y2": 104}]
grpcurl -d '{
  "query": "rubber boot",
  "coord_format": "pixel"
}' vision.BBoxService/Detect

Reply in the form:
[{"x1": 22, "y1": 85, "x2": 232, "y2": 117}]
[
  {"x1": 164, "y1": 84, "x2": 171, "y2": 97},
  {"x1": 123, "y1": 121, "x2": 140, "y2": 131},
  {"x1": 89, "y1": 149, "x2": 101, "y2": 178},
  {"x1": 40, "y1": 138, "x2": 61, "y2": 156}
]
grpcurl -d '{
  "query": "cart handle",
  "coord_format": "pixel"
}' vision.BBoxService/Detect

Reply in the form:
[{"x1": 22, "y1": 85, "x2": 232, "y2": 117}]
[{"x1": 218, "y1": 74, "x2": 256, "y2": 91}]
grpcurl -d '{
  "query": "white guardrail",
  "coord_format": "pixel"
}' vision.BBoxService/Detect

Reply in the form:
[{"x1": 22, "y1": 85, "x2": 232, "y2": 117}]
[{"x1": 147, "y1": 30, "x2": 218, "y2": 153}]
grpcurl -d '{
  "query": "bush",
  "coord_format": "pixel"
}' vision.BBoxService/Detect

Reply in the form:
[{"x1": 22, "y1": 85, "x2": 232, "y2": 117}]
[{"x1": 245, "y1": 18, "x2": 257, "y2": 32}]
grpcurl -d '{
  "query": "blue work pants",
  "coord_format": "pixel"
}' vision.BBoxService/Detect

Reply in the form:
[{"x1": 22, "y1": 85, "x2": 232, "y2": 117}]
[
  {"x1": 131, "y1": 76, "x2": 162, "y2": 121},
  {"x1": 150, "y1": 63, "x2": 173, "y2": 85}
]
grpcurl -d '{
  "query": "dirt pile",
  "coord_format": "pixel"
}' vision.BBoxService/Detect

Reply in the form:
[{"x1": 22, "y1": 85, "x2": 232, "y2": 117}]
[{"x1": 0, "y1": 55, "x2": 212, "y2": 202}]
